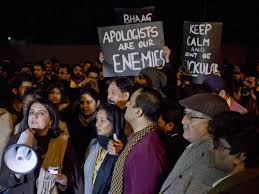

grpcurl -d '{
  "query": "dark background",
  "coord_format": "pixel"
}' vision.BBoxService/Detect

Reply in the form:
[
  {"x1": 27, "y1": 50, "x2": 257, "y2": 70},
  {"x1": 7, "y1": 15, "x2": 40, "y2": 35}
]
[
  {"x1": 0, "y1": 0, "x2": 259, "y2": 69},
  {"x1": 0, "y1": 0, "x2": 258, "y2": 46}
]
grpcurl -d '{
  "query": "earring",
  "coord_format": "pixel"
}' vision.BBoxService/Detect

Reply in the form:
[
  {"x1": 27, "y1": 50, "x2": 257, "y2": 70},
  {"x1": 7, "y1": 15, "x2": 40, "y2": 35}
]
[{"x1": 48, "y1": 122, "x2": 52, "y2": 128}]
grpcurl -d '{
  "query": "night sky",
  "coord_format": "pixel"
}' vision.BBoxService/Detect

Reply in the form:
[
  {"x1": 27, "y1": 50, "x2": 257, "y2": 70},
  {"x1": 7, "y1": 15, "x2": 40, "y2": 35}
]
[{"x1": 0, "y1": 0, "x2": 259, "y2": 47}]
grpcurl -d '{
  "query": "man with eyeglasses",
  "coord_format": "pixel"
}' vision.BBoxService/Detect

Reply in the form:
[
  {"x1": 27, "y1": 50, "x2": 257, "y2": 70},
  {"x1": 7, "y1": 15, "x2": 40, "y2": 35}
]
[
  {"x1": 160, "y1": 93, "x2": 229, "y2": 194},
  {"x1": 207, "y1": 110, "x2": 259, "y2": 194}
]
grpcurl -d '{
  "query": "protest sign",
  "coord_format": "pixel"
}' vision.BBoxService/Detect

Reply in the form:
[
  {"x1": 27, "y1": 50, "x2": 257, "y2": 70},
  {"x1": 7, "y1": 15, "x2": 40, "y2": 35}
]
[
  {"x1": 98, "y1": 21, "x2": 165, "y2": 77},
  {"x1": 181, "y1": 21, "x2": 222, "y2": 84},
  {"x1": 113, "y1": 6, "x2": 157, "y2": 25}
]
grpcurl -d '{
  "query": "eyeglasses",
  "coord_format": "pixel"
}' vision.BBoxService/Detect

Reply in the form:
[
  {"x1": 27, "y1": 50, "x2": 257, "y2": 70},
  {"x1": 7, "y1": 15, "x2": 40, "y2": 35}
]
[{"x1": 183, "y1": 111, "x2": 207, "y2": 121}]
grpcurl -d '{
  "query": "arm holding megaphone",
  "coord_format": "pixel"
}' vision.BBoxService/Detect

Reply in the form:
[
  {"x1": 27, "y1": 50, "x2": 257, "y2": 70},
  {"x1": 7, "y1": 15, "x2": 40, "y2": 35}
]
[
  {"x1": 0, "y1": 130, "x2": 37, "y2": 189},
  {"x1": 0, "y1": 129, "x2": 38, "y2": 186}
]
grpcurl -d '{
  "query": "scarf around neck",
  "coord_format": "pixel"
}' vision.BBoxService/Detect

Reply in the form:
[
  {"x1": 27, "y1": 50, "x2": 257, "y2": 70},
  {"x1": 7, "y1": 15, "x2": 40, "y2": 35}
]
[{"x1": 109, "y1": 123, "x2": 157, "y2": 194}]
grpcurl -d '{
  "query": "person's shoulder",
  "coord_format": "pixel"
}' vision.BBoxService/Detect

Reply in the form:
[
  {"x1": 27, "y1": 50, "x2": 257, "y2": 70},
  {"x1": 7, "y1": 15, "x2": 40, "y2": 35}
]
[
  {"x1": 233, "y1": 168, "x2": 259, "y2": 182},
  {"x1": 134, "y1": 129, "x2": 167, "y2": 155},
  {"x1": 0, "y1": 108, "x2": 12, "y2": 119},
  {"x1": 142, "y1": 128, "x2": 164, "y2": 142},
  {"x1": 208, "y1": 169, "x2": 259, "y2": 194},
  {"x1": 0, "y1": 108, "x2": 7, "y2": 116}
]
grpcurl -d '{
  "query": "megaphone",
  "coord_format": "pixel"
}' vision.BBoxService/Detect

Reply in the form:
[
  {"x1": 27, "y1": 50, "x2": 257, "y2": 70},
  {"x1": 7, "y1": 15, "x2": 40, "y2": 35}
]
[{"x1": 4, "y1": 130, "x2": 38, "y2": 174}]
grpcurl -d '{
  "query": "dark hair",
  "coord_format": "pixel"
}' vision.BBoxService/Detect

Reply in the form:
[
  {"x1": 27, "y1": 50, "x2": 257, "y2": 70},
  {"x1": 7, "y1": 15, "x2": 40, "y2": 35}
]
[
  {"x1": 81, "y1": 58, "x2": 95, "y2": 66},
  {"x1": 9, "y1": 73, "x2": 33, "y2": 89},
  {"x1": 98, "y1": 103, "x2": 115, "y2": 123},
  {"x1": 98, "y1": 103, "x2": 125, "y2": 139},
  {"x1": 20, "y1": 98, "x2": 60, "y2": 138},
  {"x1": 111, "y1": 77, "x2": 133, "y2": 96},
  {"x1": 47, "y1": 82, "x2": 65, "y2": 94},
  {"x1": 59, "y1": 64, "x2": 72, "y2": 74},
  {"x1": 42, "y1": 58, "x2": 52, "y2": 65},
  {"x1": 73, "y1": 64, "x2": 83, "y2": 70},
  {"x1": 135, "y1": 87, "x2": 162, "y2": 122},
  {"x1": 160, "y1": 98, "x2": 183, "y2": 132},
  {"x1": 73, "y1": 87, "x2": 100, "y2": 115},
  {"x1": 33, "y1": 62, "x2": 45, "y2": 71},
  {"x1": 209, "y1": 110, "x2": 257, "y2": 167},
  {"x1": 87, "y1": 66, "x2": 100, "y2": 77},
  {"x1": 22, "y1": 87, "x2": 43, "y2": 101},
  {"x1": 47, "y1": 82, "x2": 68, "y2": 103},
  {"x1": 80, "y1": 87, "x2": 100, "y2": 102}
]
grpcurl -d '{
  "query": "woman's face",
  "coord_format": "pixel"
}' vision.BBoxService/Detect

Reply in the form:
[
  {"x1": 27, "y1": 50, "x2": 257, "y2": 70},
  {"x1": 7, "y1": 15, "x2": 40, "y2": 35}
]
[
  {"x1": 48, "y1": 87, "x2": 62, "y2": 105},
  {"x1": 80, "y1": 94, "x2": 98, "y2": 116},
  {"x1": 96, "y1": 109, "x2": 113, "y2": 137},
  {"x1": 28, "y1": 102, "x2": 51, "y2": 136}
]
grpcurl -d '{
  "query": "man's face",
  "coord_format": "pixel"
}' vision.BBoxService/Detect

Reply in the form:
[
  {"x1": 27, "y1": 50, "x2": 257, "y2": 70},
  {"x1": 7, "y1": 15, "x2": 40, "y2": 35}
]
[
  {"x1": 211, "y1": 138, "x2": 236, "y2": 172},
  {"x1": 34, "y1": 65, "x2": 44, "y2": 79},
  {"x1": 181, "y1": 108, "x2": 210, "y2": 143},
  {"x1": 58, "y1": 68, "x2": 70, "y2": 81},
  {"x1": 73, "y1": 66, "x2": 83, "y2": 78},
  {"x1": 245, "y1": 76, "x2": 256, "y2": 89},
  {"x1": 107, "y1": 81, "x2": 127, "y2": 104},
  {"x1": 88, "y1": 72, "x2": 99, "y2": 80},
  {"x1": 18, "y1": 81, "x2": 32, "y2": 98},
  {"x1": 158, "y1": 116, "x2": 166, "y2": 130},
  {"x1": 83, "y1": 62, "x2": 92, "y2": 73},
  {"x1": 158, "y1": 115, "x2": 174, "y2": 134},
  {"x1": 125, "y1": 89, "x2": 140, "y2": 123},
  {"x1": 45, "y1": 63, "x2": 53, "y2": 75}
]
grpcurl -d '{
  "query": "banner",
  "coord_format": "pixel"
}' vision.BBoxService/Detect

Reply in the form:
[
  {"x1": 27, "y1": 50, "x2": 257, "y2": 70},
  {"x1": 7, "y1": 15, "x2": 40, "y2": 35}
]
[
  {"x1": 98, "y1": 21, "x2": 165, "y2": 77},
  {"x1": 113, "y1": 6, "x2": 157, "y2": 25},
  {"x1": 181, "y1": 21, "x2": 222, "y2": 84}
]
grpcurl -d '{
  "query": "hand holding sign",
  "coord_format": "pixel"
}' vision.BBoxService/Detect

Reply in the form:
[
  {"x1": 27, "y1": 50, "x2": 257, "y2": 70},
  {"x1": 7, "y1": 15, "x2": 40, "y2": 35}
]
[
  {"x1": 99, "y1": 52, "x2": 104, "y2": 63},
  {"x1": 162, "y1": 46, "x2": 171, "y2": 63}
]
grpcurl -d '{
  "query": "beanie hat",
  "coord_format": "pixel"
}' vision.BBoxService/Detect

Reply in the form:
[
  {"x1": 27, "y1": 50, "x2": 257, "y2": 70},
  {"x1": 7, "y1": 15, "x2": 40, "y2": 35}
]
[
  {"x1": 179, "y1": 93, "x2": 229, "y2": 118},
  {"x1": 203, "y1": 74, "x2": 225, "y2": 93}
]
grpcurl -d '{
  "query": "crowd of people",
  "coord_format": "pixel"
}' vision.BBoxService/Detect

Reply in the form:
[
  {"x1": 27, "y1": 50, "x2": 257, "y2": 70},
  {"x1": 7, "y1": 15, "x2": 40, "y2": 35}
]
[{"x1": 0, "y1": 46, "x2": 258, "y2": 194}]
